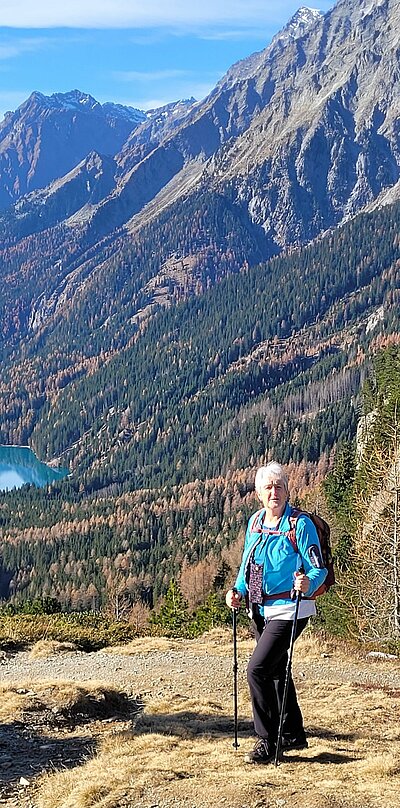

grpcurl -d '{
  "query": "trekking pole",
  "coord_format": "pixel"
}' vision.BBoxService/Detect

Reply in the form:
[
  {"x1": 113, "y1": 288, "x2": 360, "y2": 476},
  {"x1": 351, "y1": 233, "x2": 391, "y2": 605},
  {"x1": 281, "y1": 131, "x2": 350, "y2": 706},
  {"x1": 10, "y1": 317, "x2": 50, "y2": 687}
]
[
  {"x1": 274, "y1": 588, "x2": 302, "y2": 766},
  {"x1": 231, "y1": 589, "x2": 240, "y2": 749}
]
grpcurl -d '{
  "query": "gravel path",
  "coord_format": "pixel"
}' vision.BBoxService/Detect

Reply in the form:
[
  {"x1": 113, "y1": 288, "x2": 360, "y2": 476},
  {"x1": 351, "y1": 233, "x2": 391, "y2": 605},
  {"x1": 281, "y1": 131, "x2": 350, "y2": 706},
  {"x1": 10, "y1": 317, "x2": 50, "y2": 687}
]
[
  {"x1": 0, "y1": 642, "x2": 399, "y2": 808},
  {"x1": 1, "y1": 647, "x2": 400, "y2": 694}
]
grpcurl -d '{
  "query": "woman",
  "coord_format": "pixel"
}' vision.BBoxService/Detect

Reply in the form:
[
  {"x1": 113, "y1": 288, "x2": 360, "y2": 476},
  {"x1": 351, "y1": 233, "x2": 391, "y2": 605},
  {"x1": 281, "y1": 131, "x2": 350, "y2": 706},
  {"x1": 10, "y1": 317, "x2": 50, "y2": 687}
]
[{"x1": 226, "y1": 461, "x2": 327, "y2": 764}]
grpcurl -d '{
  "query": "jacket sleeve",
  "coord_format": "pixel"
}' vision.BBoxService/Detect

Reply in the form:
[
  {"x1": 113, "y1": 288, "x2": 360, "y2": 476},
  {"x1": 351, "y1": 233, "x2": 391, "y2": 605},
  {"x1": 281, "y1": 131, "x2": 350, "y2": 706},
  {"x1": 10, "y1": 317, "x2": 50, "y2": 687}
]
[{"x1": 296, "y1": 515, "x2": 328, "y2": 597}]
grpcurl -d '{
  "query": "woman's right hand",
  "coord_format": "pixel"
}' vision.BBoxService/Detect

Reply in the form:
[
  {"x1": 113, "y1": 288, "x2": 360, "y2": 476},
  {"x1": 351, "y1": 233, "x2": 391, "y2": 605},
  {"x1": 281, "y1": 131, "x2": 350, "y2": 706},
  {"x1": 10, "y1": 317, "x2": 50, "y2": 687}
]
[{"x1": 225, "y1": 588, "x2": 242, "y2": 609}]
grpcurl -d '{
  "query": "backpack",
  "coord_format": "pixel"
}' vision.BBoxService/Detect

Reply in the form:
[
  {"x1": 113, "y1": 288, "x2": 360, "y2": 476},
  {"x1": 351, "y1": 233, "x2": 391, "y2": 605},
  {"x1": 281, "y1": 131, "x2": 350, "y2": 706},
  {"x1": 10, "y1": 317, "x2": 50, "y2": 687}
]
[
  {"x1": 248, "y1": 507, "x2": 335, "y2": 598},
  {"x1": 288, "y1": 508, "x2": 335, "y2": 597}
]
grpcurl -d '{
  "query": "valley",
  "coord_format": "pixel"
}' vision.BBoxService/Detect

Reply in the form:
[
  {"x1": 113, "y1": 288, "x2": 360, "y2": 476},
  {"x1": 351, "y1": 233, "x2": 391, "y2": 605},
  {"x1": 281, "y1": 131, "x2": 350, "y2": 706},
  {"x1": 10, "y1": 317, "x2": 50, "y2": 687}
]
[{"x1": 0, "y1": 0, "x2": 399, "y2": 633}]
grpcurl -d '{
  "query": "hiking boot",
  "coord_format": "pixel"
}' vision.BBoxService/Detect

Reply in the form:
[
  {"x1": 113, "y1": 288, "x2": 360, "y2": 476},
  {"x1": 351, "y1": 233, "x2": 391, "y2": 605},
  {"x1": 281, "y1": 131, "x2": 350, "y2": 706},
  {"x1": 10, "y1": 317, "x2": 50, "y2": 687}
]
[
  {"x1": 244, "y1": 738, "x2": 276, "y2": 764},
  {"x1": 281, "y1": 733, "x2": 308, "y2": 751}
]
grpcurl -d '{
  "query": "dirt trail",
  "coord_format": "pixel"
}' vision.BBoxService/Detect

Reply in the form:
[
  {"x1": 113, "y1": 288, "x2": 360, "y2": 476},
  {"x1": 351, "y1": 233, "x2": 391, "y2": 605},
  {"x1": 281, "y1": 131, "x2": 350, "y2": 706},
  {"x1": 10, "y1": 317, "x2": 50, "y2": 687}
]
[{"x1": 0, "y1": 634, "x2": 399, "y2": 808}]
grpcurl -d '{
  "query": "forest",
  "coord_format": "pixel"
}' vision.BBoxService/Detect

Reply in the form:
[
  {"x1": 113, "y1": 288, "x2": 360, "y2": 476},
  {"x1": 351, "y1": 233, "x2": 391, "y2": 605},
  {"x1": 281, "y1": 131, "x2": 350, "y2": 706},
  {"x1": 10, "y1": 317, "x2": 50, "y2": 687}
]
[
  {"x1": 0, "y1": 193, "x2": 399, "y2": 647},
  {"x1": 1, "y1": 197, "x2": 399, "y2": 471},
  {"x1": 0, "y1": 344, "x2": 399, "y2": 649}
]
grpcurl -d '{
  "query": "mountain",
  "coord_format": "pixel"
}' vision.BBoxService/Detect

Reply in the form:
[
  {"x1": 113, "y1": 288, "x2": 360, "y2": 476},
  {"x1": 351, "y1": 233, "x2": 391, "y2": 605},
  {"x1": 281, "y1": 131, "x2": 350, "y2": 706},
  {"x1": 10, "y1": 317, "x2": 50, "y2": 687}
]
[
  {"x1": 214, "y1": 0, "x2": 400, "y2": 247},
  {"x1": 0, "y1": 1, "x2": 398, "y2": 350},
  {"x1": 0, "y1": 0, "x2": 400, "y2": 609},
  {"x1": 0, "y1": 0, "x2": 398, "y2": 378},
  {"x1": 1, "y1": 1, "x2": 399, "y2": 246},
  {"x1": 0, "y1": 90, "x2": 145, "y2": 210},
  {"x1": 0, "y1": 151, "x2": 117, "y2": 241},
  {"x1": 64, "y1": 0, "x2": 400, "y2": 247}
]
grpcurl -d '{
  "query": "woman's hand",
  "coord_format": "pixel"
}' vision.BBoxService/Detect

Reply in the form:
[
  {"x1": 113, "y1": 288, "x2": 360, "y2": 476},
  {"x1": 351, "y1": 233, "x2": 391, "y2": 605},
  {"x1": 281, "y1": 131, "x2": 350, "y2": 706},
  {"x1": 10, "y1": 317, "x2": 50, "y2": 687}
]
[
  {"x1": 226, "y1": 589, "x2": 242, "y2": 609},
  {"x1": 294, "y1": 572, "x2": 310, "y2": 594}
]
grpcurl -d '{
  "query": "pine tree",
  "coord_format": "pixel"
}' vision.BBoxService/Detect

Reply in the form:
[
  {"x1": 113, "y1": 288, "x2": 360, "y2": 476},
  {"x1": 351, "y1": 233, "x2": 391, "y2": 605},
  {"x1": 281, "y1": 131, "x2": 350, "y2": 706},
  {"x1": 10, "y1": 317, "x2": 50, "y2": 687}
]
[{"x1": 149, "y1": 580, "x2": 190, "y2": 637}]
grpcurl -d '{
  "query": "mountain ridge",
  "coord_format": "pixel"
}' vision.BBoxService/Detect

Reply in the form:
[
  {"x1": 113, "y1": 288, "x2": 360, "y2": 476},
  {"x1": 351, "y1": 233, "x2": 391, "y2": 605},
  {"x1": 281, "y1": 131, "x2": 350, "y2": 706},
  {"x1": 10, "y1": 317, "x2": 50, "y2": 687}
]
[
  {"x1": 0, "y1": 90, "x2": 145, "y2": 210},
  {"x1": 0, "y1": 0, "x2": 399, "y2": 619},
  {"x1": 0, "y1": 0, "x2": 399, "y2": 474},
  {"x1": 1, "y1": 0, "x2": 399, "y2": 256}
]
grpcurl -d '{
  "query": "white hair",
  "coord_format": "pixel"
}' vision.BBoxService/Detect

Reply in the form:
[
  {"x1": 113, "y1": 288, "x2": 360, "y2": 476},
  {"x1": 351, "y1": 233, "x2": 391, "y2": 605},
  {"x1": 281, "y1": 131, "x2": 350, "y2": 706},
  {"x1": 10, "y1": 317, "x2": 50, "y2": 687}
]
[{"x1": 254, "y1": 462, "x2": 289, "y2": 494}]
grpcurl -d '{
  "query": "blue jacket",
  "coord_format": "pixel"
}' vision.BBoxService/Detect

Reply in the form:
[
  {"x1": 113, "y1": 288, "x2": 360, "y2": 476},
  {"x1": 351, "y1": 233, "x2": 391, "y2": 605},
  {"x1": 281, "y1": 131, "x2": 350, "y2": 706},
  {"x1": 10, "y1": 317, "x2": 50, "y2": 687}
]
[{"x1": 234, "y1": 502, "x2": 328, "y2": 606}]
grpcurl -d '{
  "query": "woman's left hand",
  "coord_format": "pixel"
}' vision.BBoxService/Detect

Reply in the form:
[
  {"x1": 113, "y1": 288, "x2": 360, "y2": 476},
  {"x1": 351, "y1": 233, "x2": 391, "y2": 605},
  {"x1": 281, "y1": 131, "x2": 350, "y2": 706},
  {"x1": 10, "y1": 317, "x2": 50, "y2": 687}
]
[{"x1": 294, "y1": 572, "x2": 310, "y2": 594}]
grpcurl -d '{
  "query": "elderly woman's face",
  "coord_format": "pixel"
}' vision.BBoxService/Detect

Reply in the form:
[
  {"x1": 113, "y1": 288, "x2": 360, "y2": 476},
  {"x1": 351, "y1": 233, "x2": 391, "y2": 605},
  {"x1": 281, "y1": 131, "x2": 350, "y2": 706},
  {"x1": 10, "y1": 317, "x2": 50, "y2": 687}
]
[{"x1": 257, "y1": 475, "x2": 287, "y2": 517}]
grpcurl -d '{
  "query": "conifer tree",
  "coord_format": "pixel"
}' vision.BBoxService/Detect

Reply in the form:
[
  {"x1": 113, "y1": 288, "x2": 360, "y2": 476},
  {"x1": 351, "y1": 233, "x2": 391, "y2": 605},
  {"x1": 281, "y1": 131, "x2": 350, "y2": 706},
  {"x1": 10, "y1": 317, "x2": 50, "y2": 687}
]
[{"x1": 149, "y1": 580, "x2": 190, "y2": 637}]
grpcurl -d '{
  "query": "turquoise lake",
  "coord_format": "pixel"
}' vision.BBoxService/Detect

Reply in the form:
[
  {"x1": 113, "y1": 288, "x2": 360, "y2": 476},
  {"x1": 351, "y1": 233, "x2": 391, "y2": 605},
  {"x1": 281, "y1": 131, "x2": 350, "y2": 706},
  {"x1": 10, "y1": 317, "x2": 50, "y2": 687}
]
[{"x1": 0, "y1": 445, "x2": 69, "y2": 492}]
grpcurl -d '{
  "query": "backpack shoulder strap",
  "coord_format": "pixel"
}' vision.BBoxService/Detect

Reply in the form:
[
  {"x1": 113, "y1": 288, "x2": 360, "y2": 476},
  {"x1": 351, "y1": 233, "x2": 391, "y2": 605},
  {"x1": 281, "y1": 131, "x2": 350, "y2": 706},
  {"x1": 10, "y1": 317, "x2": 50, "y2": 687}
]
[
  {"x1": 248, "y1": 508, "x2": 265, "y2": 534},
  {"x1": 288, "y1": 507, "x2": 301, "y2": 554}
]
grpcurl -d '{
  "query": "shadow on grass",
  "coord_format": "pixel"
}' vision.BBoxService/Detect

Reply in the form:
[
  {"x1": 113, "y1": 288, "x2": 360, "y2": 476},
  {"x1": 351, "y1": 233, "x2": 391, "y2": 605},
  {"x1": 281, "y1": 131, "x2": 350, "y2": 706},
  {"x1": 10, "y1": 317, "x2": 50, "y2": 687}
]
[
  {"x1": 307, "y1": 726, "x2": 359, "y2": 742},
  {"x1": 0, "y1": 720, "x2": 96, "y2": 797},
  {"x1": 0, "y1": 693, "x2": 144, "y2": 798},
  {"x1": 134, "y1": 709, "x2": 361, "y2": 764},
  {"x1": 55, "y1": 690, "x2": 144, "y2": 728},
  {"x1": 284, "y1": 750, "x2": 359, "y2": 765},
  {"x1": 135, "y1": 710, "x2": 254, "y2": 739}
]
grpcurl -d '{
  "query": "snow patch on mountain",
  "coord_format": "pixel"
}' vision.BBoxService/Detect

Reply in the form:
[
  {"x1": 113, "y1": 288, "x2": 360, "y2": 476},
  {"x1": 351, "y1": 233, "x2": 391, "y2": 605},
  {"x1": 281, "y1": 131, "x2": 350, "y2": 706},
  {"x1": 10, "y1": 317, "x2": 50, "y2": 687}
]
[
  {"x1": 19, "y1": 90, "x2": 145, "y2": 124},
  {"x1": 272, "y1": 7, "x2": 323, "y2": 43},
  {"x1": 102, "y1": 102, "x2": 146, "y2": 125},
  {"x1": 145, "y1": 98, "x2": 197, "y2": 121}
]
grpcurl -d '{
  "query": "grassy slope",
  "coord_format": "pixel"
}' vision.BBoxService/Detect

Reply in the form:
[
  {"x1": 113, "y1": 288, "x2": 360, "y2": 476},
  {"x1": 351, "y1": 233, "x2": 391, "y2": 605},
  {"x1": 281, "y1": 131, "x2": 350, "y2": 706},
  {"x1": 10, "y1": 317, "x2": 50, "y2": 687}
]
[{"x1": 1, "y1": 630, "x2": 399, "y2": 808}]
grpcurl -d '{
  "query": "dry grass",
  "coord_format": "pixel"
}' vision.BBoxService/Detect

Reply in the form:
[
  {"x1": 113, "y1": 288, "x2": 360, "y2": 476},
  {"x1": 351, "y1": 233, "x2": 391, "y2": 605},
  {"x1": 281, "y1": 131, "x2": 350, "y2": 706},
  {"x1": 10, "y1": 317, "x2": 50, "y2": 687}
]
[
  {"x1": 0, "y1": 680, "x2": 138, "y2": 725},
  {"x1": 29, "y1": 640, "x2": 78, "y2": 659},
  {"x1": 104, "y1": 635, "x2": 189, "y2": 654},
  {"x1": 35, "y1": 700, "x2": 400, "y2": 808},
  {"x1": 3, "y1": 632, "x2": 400, "y2": 808},
  {"x1": 0, "y1": 685, "x2": 30, "y2": 721},
  {"x1": 105, "y1": 626, "x2": 342, "y2": 660}
]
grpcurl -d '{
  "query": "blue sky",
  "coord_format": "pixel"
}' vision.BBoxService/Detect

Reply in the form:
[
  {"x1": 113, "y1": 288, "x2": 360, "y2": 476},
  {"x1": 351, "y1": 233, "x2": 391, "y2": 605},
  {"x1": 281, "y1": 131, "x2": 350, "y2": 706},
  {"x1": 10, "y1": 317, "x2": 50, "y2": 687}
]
[{"x1": 0, "y1": 1, "x2": 334, "y2": 121}]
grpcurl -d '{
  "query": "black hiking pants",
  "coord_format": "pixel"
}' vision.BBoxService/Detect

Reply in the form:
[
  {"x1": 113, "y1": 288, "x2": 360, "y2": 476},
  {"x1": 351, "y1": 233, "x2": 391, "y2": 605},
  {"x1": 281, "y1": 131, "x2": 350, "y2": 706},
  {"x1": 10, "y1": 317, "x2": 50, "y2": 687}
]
[{"x1": 248, "y1": 612, "x2": 308, "y2": 743}]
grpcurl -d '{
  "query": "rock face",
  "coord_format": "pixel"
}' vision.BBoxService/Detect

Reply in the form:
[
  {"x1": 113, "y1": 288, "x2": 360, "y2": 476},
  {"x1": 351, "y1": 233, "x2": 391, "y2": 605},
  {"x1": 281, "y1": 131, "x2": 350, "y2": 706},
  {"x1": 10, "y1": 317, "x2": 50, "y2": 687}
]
[
  {"x1": 0, "y1": 90, "x2": 145, "y2": 210},
  {"x1": 68, "y1": 0, "x2": 400, "y2": 250},
  {"x1": 1, "y1": 1, "x2": 400, "y2": 252},
  {"x1": 3, "y1": 151, "x2": 118, "y2": 239},
  {"x1": 214, "y1": 0, "x2": 400, "y2": 248}
]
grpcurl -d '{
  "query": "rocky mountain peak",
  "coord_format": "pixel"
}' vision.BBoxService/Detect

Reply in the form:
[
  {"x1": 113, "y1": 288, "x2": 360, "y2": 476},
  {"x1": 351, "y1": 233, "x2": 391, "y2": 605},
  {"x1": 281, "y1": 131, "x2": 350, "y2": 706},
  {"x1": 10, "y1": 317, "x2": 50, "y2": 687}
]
[
  {"x1": 272, "y1": 6, "x2": 324, "y2": 42},
  {"x1": 0, "y1": 90, "x2": 146, "y2": 210},
  {"x1": 0, "y1": 0, "x2": 399, "y2": 259},
  {"x1": 145, "y1": 98, "x2": 197, "y2": 121},
  {"x1": 102, "y1": 102, "x2": 146, "y2": 125},
  {"x1": 13, "y1": 89, "x2": 145, "y2": 123},
  {"x1": 43, "y1": 89, "x2": 101, "y2": 111},
  {"x1": 16, "y1": 89, "x2": 101, "y2": 117},
  {"x1": 220, "y1": 6, "x2": 324, "y2": 87}
]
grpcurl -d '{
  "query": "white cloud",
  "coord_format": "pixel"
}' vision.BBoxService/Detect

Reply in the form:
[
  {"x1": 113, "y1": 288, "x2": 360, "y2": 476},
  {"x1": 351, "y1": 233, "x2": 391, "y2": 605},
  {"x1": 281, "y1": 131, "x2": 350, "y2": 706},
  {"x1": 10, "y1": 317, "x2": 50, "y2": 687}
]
[
  {"x1": 0, "y1": 36, "x2": 52, "y2": 60},
  {"x1": 0, "y1": 44, "x2": 21, "y2": 59},
  {"x1": 0, "y1": 1, "x2": 333, "y2": 29},
  {"x1": 199, "y1": 28, "x2": 269, "y2": 42}
]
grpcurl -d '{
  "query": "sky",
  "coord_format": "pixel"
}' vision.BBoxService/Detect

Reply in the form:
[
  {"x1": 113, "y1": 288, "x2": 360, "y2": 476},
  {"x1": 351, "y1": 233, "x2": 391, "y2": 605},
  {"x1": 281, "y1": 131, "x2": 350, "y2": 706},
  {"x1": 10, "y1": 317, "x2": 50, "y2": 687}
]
[{"x1": 0, "y1": 1, "x2": 334, "y2": 122}]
